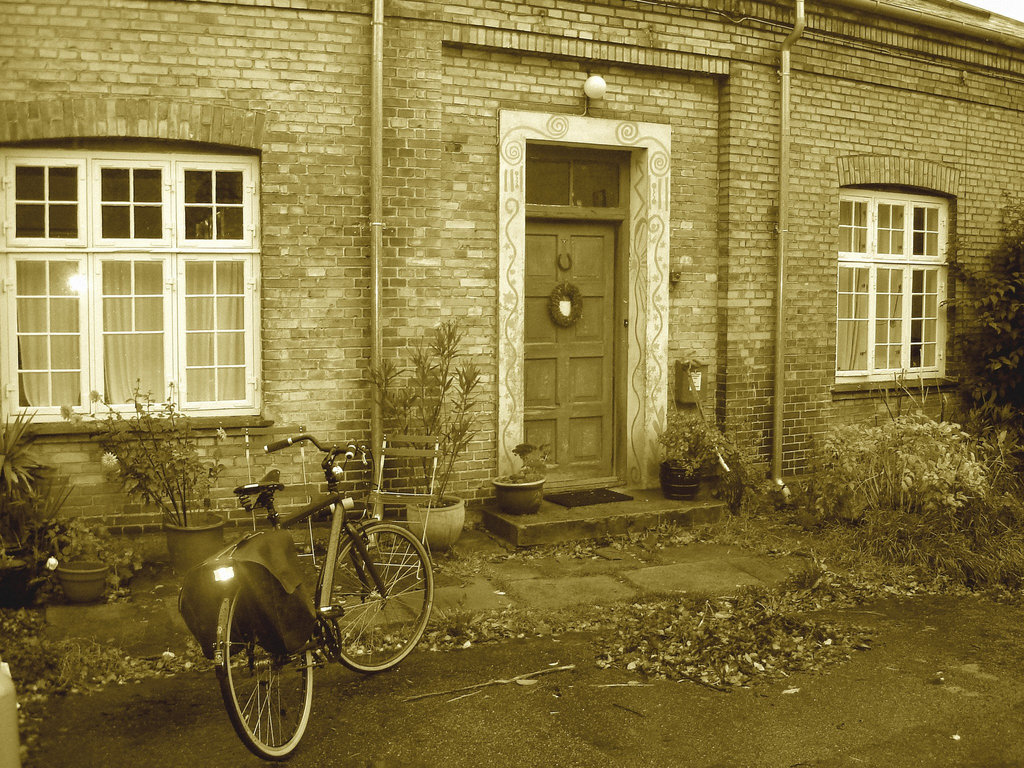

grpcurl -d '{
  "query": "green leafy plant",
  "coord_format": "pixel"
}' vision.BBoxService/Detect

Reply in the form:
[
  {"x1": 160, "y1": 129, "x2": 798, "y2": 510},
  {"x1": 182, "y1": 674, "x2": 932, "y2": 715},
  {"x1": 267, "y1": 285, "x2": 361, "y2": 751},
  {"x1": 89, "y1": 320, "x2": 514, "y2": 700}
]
[
  {"x1": 657, "y1": 410, "x2": 720, "y2": 478},
  {"x1": 498, "y1": 443, "x2": 549, "y2": 484},
  {"x1": 801, "y1": 413, "x2": 1024, "y2": 587},
  {"x1": 953, "y1": 196, "x2": 1024, "y2": 427},
  {"x1": 372, "y1": 321, "x2": 483, "y2": 502},
  {"x1": 46, "y1": 518, "x2": 143, "y2": 589},
  {"x1": 76, "y1": 391, "x2": 224, "y2": 528},
  {"x1": 0, "y1": 411, "x2": 46, "y2": 550}
]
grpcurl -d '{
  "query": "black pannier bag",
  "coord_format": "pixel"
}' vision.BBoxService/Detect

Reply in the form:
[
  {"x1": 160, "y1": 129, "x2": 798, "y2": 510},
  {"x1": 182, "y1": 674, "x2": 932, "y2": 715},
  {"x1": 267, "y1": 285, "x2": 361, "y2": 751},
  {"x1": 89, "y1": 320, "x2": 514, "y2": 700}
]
[{"x1": 179, "y1": 529, "x2": 316, "y2": 659}]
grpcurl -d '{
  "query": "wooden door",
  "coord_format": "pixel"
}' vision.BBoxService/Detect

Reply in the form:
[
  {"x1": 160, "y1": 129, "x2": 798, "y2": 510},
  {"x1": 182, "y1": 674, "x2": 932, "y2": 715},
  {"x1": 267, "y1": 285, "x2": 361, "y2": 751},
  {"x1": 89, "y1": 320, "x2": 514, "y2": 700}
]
[{"x1": 524, "y1": 221, "x2": 618, "y2": 484}]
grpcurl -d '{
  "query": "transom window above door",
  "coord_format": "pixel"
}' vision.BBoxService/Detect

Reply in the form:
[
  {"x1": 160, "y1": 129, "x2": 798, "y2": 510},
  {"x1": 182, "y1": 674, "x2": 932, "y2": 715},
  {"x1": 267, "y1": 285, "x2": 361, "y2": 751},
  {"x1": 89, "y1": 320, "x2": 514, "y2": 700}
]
[
  {"x1": 1, "y1": 148, "x2": 261, "y2": 419},
  {"x1": 525, "y1": 145, "x2": 627, "y2": 209},
  {"x1": 837, "y1": 189, "x2": 949, "y2": 382}
]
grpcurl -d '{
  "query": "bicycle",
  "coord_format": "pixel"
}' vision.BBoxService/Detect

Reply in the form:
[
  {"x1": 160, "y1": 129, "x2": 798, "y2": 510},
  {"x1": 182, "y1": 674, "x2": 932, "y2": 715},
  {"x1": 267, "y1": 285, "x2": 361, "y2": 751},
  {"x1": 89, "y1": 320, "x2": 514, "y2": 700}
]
[{"x1": 183, "y1": 434, "x2": 434, "y2": 760}]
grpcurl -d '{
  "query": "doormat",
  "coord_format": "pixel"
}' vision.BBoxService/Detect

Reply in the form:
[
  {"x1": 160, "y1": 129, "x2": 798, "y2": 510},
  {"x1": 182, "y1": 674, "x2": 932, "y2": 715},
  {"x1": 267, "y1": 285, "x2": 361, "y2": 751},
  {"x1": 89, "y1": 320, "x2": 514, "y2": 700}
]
[{"x1": 544, "y1": 488, "x2": 634, "y2": 508}]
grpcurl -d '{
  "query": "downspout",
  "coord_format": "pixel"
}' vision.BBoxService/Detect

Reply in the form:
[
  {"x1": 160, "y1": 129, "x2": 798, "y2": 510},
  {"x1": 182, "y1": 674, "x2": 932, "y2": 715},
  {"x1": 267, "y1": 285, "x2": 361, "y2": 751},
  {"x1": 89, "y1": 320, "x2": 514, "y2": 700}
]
[
  {"x1": 773, "y1": 0, "x2": 805, "y2": 486},
  {"x1": 369, "y1": 0, "x2": 384, "y2": 460}
]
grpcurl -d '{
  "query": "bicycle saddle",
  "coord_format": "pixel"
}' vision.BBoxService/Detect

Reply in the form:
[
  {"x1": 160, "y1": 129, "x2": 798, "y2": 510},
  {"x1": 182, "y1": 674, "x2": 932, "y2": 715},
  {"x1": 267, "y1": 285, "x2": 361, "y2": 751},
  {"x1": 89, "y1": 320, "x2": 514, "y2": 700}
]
[{"x1": 233, "y1": 469, "x2": 285, "y2": 496}]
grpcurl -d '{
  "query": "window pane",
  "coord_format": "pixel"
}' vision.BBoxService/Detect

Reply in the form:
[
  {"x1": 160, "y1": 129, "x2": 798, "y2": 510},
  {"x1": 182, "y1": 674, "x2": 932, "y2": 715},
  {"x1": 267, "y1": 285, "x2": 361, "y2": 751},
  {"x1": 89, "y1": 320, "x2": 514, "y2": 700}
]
[
  {"x1": 187, "y1": 368, "x2": 216, "y2": 402},
  {"x1": 134, "y1": 206, "x2": 162, "y2": 238},
  {"x1": 185, "y1": 207, "x2": 213, "y2": 239},
  {"x1": 526, "y1": 159, "x2": 570, "y2": 205},
  {"x1": 50, "y1": 335, "x2": 80, "y2": 368},
  {"x1": 186, "y1": 262, "x2": 214, "y2": 294},
  {"x1": 837, "y1": 266, "x2": 870, "y2": 372},
  {"x1": 216, "y1": 208, "x2": 243, "y2": 240},
  {"x1": 15, "y1": 204, "x2": 44, "y2": 238},
  {"x1": 102, "y1": 205, "x2": 131, "y2": 238},
  {"x1": 217, "y1": 297, "x2": 244, "y2": 330},
  {"x1": 186, "y1": 298, "x2": 214, "y2": 330},
  {"x1": 185, "y1": 171, "x2": 212, "y2": 203},
  {"x1": 48, "y1": 168, "x2": 77, "y2": 201},
  {"x1": 135, "y1": 262, "x2": 163, "y2": 295},
  {"x1": 104, "y1": 298, "x2": 134, "y2": 332},
  {"x1": 218, "y1": 368, "x2": 245, "y2": 400},
  {"x1": 135, "y1": 298, "x2": 163, "y2": 332},
  {"x1": 219, "y1": 332, "x2": 244, "y2": 365},
  {"x1": 187, "y1": 333, "x2": 215, "y2": 366},
  {"x1": 573, "y1": 161, "x2": 618, "y2": 207},
  {"x1": 104, "y1": 334, "x2": 164, "y2": 404},
  {"x1": 16, "y1": 262, "x2": 46, "y2": 295},
  {"x1": 101, "y1": 169, "x2": 130, "y2": 201},
  {"x1": 838, "y1": 320, "x2": 868, "y2": 371},
  {"x1": 215, "y1": 171, "x2": 243, "y2": 204},
  {"x1": 15, "y1": 166, "x2": 44, "y2": 200},
  {"x1": 217, "y1": 261, "x2": 244, "y2": 293},
  {"x1": 134, "y1": 169, "x2": 162, "y2": 202},
  {"x1": 50, "y1": 262, "x2": 80, "y2": 297},
  {"x1": 102, "y1": 262, "x2": 132, "y2": 295},
  {"x1": 18, "y1": 336, "x2": 48, "y2": 370},
  {"x1": 49, "y1": 204, "x2": 78, "y2": 238},
  {"x1": 49, "y1": 299, "x2": 79, "y2": 333},
  {"x1": 51, "y1": 372, "x2": 81, "y2": 407}
]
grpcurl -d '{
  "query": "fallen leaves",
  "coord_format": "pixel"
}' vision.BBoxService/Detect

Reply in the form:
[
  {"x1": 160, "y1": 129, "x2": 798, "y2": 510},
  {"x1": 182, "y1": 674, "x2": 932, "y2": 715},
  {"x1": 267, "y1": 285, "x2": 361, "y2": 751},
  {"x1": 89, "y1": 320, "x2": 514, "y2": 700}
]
[{"x1": 596, "y1": 585, "x2": 875, "y2": 690}]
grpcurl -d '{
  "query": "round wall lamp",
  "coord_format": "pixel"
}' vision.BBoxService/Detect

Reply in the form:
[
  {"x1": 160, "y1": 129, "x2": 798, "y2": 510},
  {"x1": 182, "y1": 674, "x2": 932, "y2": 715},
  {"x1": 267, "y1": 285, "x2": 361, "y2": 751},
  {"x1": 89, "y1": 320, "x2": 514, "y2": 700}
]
[{"x1": 583, "y1": 74, "x2": 607, "y2": 100}]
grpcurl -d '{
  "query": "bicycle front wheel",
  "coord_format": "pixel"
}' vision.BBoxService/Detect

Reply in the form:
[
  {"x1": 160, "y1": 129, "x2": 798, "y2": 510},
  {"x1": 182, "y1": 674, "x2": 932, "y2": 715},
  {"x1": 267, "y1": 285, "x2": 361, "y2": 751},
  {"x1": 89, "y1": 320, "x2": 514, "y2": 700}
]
[
  {"x1": 216, "y1": 592, "x2": 313, "y2": 760},
  {"x1": 328, "y1": 522, "x2": 434, "y2": 673}
]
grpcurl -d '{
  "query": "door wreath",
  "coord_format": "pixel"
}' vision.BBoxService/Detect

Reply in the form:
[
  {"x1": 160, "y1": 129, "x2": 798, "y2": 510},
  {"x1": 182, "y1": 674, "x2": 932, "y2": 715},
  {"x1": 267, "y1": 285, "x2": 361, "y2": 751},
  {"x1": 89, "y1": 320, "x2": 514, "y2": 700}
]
[{"x1": 548, "y1": 281, "x2": 583, "y2": 328}]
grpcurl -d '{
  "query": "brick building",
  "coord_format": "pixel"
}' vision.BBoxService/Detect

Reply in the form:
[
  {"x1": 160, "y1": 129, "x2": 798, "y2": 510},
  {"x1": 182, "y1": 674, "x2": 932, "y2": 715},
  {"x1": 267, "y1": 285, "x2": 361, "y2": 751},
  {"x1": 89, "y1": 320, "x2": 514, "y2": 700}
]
[{"x1": 1, "y1": 0, "x2": 1022, "y2": 527}]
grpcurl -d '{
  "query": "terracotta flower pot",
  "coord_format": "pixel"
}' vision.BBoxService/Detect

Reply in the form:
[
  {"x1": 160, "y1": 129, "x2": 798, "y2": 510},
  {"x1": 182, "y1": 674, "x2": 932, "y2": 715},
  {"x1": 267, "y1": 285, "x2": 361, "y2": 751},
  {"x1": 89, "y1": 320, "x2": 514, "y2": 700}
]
[
  {"x1": 492, "y1": 477, "x2": 546, "y2": 515},
  {"x1": 56, "y1": 560, "x2": 109, "y2": 603},
  {"x1": 406, "y1": 497, "x2": 465, "y2": 552},
  {"x1": 163, "y1": 513, "x2": 226, "y2": 573}
]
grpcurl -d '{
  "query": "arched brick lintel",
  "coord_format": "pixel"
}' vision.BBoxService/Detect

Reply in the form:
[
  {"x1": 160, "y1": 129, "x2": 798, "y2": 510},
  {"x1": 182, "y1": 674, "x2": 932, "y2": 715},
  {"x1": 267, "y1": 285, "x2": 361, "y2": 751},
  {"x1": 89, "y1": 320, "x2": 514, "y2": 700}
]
[
  {"x1": 837, "y1": 155, "x2": 961, "y2": 197},
  {"x1": 0, "y1": 99, "x2": 267, "y2": 149}
]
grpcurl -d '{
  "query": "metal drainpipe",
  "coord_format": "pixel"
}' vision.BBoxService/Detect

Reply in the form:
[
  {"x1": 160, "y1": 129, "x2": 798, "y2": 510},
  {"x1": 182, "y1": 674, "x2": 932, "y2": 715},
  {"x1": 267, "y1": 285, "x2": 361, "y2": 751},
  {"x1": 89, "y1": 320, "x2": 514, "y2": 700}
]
[
  {"x1": 773, "y1": 0, "x2": 805, "y2": 487},
  {"x1": 369, "y1": 0, "x2": 384, "y2": 460}
]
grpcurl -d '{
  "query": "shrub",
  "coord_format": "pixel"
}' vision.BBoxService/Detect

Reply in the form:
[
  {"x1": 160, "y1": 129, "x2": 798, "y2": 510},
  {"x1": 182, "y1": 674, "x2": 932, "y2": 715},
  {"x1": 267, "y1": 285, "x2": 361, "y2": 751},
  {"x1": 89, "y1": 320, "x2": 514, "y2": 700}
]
[{"x1": 802, "y1": 414, "x2": 1024, "y2": 586}]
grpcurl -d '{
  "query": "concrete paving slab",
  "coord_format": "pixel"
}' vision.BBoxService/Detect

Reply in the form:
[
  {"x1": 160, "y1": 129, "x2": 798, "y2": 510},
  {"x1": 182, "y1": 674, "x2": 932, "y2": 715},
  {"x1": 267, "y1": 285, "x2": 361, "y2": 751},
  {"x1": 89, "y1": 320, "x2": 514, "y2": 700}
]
[
  {"x1": 434, "y1": 576, "x2": 513, "y2": 614},
  {"x1": 503, "y1": 575, "x2": 637, "y2": 610},
  {"x1": 624, "y1": 560, "x2": 764, "y2": 596},
  {"x1": 44, "y1": 599, "x2": 189, "y2": 658}
]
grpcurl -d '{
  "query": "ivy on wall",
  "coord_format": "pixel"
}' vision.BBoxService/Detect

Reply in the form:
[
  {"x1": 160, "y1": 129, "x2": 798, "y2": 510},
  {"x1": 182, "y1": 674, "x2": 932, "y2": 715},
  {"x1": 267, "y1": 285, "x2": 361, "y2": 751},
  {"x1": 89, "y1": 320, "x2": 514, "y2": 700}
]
[{"x1": 952, "y1": 197, "x2": 1024, "y2": 427}]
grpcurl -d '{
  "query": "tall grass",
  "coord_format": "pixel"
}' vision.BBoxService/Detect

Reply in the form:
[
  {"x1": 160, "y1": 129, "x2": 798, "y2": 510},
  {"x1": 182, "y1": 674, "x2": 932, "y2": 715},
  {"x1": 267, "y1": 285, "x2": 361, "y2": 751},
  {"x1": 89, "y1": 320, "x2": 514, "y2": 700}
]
[{"x1": 802, "y1": 414, "x2": 1024, "y2": 587}]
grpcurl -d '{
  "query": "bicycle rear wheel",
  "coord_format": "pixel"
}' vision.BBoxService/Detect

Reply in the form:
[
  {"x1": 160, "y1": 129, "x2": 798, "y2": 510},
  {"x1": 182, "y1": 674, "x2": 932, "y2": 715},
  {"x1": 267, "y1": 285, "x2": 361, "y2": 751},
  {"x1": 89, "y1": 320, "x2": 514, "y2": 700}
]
[
  {"x1": 216, "y1": 591, "x2": 313, "y2": 760},
  {"x1": 327, "y1": 522, "x2": 434, "y2": 673}
]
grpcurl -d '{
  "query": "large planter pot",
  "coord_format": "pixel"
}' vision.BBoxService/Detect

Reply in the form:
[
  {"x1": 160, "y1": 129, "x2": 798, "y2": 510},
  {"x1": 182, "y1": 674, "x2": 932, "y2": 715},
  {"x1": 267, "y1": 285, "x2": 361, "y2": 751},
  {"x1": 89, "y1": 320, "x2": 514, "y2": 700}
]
[
  {"x1": 0, "y1": 558, "x2": 34, "y2": 608},
  {"x1": 56, "y1": 560, "x2": 109, "y2": 603},
  {"x1": 164, "y1": 513, "x2": 226, "y2": 573},
  {"x1": 659, "y1": 461, "x2": 700, "y2": 500},
  {"x1": 406, "y1": 497, "x2": 465, "y2": 553},
  {"x1": 492, "y1": 477, "x2": 545, "y2": 515}
]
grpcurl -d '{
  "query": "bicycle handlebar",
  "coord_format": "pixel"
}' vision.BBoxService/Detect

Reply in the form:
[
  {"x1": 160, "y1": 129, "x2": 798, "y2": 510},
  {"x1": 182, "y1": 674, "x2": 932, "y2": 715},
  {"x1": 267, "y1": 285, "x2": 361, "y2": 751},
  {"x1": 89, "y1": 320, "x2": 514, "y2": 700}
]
[{"x1": 264, "y1": 434, "x2": 369, "y2": 465}]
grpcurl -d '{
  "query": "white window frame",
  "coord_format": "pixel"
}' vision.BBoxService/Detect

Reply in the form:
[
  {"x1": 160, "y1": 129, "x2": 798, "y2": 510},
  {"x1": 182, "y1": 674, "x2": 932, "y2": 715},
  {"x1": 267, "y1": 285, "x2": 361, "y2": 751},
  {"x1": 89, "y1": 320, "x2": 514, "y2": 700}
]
[
  {"x1": 0, "y1": 149, "x2": 261, "y2": 420},
  {"x1": 837, "y1": 189, "x2": 949, "y2": 383}
]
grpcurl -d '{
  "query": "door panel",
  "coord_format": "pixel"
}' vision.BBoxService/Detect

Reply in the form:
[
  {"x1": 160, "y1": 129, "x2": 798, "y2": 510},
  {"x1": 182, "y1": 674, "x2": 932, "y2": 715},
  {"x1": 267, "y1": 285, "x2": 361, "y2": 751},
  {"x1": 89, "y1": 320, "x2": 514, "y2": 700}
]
[{"x1": 523, "y1": 221, "x2": 617, "y2": 484}]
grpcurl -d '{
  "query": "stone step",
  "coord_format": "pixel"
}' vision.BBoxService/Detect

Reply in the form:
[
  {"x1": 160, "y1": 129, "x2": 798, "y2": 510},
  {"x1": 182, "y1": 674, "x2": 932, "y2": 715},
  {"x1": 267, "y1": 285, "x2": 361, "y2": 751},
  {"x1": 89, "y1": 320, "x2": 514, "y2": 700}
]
[{"x1": 481, "y1": 488, "x2": 725, "y2": 547}]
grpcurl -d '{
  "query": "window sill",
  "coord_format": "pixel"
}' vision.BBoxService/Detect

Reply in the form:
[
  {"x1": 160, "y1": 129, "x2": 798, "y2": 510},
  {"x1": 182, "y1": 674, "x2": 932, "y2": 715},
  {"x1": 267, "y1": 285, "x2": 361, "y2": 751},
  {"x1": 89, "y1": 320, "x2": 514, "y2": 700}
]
[
  {"x1": 27, "y1": 414, "x2": 275, "y2": 438},
  {"x1": 831, "y1": 376, "x2": 957, "y2": 400}
]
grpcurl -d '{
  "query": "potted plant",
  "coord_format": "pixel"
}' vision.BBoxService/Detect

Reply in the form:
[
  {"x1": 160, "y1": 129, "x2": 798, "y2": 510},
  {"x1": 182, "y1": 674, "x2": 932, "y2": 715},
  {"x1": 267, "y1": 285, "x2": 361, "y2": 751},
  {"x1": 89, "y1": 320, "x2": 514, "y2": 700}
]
[
  {"x1": 492, "y1": 443, "x2": 549, "y2": 515},
  {"x1": 47, "y1": 518, "x2": 143, "y2": 603},
  {"x1": 372, "y1": 321, "x2": 482, "y2": 550},
  {"x1": 657, "y1": 410, "x2": 720, "y2": 500},
  {"x1": 79, "y1": 391, "x2": 226, "y2": 573},
  {"x1": 0, "y1": 412, "x2": 70, "y2": 606}
]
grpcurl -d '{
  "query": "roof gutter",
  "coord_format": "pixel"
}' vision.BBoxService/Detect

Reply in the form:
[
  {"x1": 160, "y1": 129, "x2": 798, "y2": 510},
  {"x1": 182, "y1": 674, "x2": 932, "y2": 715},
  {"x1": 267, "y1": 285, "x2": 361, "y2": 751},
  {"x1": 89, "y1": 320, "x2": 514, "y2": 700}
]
[
  {"x1": 773, "y1": 0, "x2": 805, "y2": 486},
  {"x1": 817, "y1": 0, "x2": 1024, "y2": 49}
]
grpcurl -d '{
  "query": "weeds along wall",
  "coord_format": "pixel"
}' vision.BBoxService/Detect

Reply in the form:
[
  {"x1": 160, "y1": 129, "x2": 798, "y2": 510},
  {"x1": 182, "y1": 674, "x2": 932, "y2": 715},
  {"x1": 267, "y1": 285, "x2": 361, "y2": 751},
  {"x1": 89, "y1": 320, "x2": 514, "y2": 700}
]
[{"x1": 2, "y1": 0, "x2": 1024, "y2": 526}]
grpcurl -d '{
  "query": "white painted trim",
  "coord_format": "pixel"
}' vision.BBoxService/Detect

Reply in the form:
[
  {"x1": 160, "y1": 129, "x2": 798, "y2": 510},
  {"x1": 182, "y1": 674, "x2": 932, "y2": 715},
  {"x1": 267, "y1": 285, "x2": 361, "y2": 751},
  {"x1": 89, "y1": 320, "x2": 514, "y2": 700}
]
[{"x1": 497, "y1": 110, "x2": 671, "y2": 487}]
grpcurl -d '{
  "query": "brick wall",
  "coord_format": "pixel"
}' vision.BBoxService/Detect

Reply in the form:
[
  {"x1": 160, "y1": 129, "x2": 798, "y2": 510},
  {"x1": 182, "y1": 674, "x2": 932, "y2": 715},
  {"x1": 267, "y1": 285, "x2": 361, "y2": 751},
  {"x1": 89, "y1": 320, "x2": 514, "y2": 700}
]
[{"x1": 3, "y1": 0, "x2": 1024, "y2": 526}]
